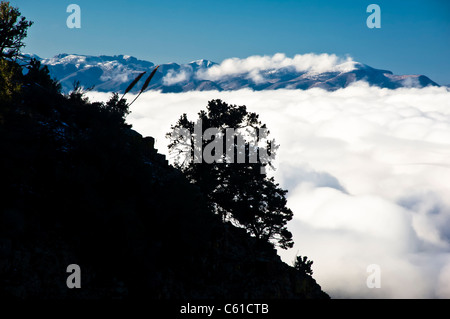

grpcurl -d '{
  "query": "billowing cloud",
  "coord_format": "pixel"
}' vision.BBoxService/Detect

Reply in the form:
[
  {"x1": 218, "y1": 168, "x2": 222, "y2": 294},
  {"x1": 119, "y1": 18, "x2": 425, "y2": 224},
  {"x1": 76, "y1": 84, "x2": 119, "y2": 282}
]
[
  {"x1": 87, "y1": 83, "x2": 450, "y2": 298},
  {"x1": 163, "y1": 68, "x2": 192, "y2": 85},
  {"x1": 196, "y1": 53, "x2": 357, "y2": 83}
]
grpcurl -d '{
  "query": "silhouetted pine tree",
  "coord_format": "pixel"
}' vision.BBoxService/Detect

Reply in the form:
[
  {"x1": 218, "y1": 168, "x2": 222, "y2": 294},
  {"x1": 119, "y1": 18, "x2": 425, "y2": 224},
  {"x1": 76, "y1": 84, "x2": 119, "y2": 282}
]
[{"x1": 167, "y1": 99, "x2": 294, "y2": 249}]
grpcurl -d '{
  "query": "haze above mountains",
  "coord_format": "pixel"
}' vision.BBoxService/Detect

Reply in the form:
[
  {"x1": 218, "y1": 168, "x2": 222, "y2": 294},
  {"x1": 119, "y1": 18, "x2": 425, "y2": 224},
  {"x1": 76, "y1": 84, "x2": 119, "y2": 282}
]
[{"x1": 30, "y1": 53, "x2": 440, "y2": 94}]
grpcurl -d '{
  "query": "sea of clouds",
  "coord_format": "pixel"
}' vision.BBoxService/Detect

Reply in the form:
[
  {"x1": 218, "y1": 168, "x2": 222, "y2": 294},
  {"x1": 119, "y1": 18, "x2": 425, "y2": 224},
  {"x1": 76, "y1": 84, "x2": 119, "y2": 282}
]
[{"x1": 87, "y1": 82, "x2": 450, "y2": 298}]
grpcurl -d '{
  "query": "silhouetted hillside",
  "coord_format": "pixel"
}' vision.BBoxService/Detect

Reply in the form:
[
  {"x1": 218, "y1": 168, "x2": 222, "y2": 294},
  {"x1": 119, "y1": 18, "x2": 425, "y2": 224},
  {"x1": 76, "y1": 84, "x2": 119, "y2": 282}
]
[{"x1": 0, "y1": 56, "x2": 329, "y2": 299}]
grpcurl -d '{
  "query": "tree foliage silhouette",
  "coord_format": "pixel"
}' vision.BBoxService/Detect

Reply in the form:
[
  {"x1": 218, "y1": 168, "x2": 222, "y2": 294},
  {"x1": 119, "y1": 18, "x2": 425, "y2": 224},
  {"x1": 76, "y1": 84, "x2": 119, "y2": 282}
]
[
  {"x1": 0, "y1": 1, "x2": 33, "y2": 60},
  {"x1": 294, "y1": 255, "x2": 314, "y2": 276},
  {"x1": 167, "y1": 99, "x2": 294, "y2": 249},
  {"x1": 0, "y1": 57, "x2": 20, "y2": 107},
  {"x1": 0, "y1": 1, "x2": 32, "y2": 116}
]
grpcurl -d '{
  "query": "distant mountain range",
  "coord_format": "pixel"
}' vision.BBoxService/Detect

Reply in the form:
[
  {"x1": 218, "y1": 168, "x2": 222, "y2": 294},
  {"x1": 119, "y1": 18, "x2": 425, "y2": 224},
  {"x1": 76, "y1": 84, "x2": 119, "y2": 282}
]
[{"x1": 28, "y1": 53, "x2": 440, "y2": 93}]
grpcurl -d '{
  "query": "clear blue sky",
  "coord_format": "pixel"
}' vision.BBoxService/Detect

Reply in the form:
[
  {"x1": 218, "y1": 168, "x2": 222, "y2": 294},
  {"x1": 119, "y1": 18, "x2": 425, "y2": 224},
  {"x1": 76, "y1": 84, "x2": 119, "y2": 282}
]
[{"x1": 13, "y1": 0, "x2": 450, "y2": 84}]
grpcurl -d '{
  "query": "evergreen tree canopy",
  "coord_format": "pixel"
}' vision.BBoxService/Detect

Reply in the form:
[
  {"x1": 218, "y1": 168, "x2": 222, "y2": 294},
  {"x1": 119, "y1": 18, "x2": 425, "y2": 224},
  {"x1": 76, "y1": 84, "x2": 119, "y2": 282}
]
[{"x1": 0, "y1": 1, "x2": 33, "y2": 60}]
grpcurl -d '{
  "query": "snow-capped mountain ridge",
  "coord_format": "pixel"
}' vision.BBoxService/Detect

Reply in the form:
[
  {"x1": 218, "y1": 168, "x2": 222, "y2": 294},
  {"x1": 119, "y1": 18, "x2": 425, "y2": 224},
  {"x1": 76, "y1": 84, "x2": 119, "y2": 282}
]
[{"x1": 29, "y1": 53, "x2": 439, "y2": 93}]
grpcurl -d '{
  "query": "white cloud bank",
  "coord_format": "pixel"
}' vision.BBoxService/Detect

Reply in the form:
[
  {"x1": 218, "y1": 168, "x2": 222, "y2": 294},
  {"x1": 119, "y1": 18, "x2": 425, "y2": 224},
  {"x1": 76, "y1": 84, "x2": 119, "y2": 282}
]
[
  {"x1": 163, "y1": 68, "x2": 192, "y2": 85},
  {"x1": 161, "y1": 53, "x2": 358, "y2": 85},
  {"x1": 196, "y1": 53, "x2": 356, "y2": 83},
  {"x1": 87, "y1": 83, "x2": 450, "y2": 298}
]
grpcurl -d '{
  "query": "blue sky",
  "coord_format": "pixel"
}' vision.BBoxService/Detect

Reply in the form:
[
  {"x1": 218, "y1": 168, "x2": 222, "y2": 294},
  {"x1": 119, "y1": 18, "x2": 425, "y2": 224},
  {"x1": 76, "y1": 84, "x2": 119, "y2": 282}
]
[{"x1": 14, "y1": 0, "x2": 450, "y2": 84}]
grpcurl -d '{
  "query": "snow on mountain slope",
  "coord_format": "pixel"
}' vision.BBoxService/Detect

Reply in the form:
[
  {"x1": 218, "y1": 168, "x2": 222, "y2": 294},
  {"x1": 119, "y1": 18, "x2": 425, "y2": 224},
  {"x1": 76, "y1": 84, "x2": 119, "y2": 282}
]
[{"x1": 29, "y1": 53, "x2": 439, "y2": 93}]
